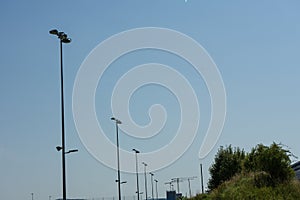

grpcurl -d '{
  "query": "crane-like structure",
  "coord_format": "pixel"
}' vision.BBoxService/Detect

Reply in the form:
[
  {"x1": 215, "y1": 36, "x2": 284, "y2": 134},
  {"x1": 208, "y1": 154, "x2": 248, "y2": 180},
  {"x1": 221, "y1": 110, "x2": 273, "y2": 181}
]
[{"x1": 170, "y1": 176, "x2": 197, "y2": 197}]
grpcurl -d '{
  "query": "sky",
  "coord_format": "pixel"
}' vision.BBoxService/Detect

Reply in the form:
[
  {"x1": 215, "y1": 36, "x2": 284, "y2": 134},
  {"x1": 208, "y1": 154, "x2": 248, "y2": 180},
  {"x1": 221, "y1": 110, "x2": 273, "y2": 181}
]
[{"x1": 1, "y1": 1, "x2": 300, "y2": 200}]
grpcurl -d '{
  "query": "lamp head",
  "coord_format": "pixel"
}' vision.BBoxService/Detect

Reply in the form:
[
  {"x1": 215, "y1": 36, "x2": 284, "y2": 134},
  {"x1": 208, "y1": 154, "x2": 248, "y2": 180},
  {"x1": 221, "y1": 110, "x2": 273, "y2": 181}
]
[
  {"x1": 49, "y1": 29, "x2": 58, "y2": 35},
  {"x1": 50, "y1": 29, "x2": 71, "y2": 43},
  {"x1": 111, "y1": 117, "x2": 122, "y2": 124},
  {"x1": 133, "y1": 148, "x2": 140, "y2": 153},
  {"x1": 56, "y1": 146, "x2": 63, "y2": 151},
  {"x1": 62, "y1": 38, "x2": 71, "y2": 43}
]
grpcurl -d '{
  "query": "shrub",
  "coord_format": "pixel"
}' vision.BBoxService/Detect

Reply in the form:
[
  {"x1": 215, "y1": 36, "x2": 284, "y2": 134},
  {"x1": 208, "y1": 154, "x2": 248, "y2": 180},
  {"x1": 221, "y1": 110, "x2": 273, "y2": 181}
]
[{"x1": 208, "y1": 146, "x2": 245, "y2": 190}]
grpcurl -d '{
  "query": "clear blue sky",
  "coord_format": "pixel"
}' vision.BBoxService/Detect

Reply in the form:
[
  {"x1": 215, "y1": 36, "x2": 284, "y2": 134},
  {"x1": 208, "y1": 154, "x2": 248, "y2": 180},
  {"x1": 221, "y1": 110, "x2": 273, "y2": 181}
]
[{"x1": 1, "y1": 1, "x2": 300, "y2": 200}]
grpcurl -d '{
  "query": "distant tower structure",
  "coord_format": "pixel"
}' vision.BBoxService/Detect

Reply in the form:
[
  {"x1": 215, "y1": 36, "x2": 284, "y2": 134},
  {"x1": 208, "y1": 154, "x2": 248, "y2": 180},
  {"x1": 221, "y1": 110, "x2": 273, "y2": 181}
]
[{"x1": 170, "y1": 176, "x2": 197, "y2": 197}]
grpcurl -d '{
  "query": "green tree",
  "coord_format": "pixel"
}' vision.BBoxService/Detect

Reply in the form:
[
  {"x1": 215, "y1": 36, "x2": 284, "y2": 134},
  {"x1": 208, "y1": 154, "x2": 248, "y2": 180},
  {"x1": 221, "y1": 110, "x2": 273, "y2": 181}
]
[
  {"x1": 207, "y1": 145, "x2": 245, "y2": 190},
  {"x1": 243, "y1": 143, "x2": 295, "y2": 186}
]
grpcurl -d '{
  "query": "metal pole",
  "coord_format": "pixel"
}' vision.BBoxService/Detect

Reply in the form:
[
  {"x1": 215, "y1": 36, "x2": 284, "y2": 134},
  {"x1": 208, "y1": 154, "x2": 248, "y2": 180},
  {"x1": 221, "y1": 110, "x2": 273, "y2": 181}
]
[
  {"x1": 134, "y1": 150, "x2": 140, "y2": 200},
  {"x1": 188, "y1": 179, "x2": 191, "y2": 198},
  {"x1": 60, "y1": 39, "x2": 67, "y2": 200},
  {"x1": 200, "y1": 164, "x2": 204, "y2": 194},
  {"x1": 176, "y1": 178, "x2": 179, "y2": 194},
  {"x1": 31, "y1": 193, "x2": 34, "y2": 200},
  {"x1": 50, "y1": 29, "x2": 71, "y2": 200},
  {"x1": 116, "y1": 123, "x2": 121, "y2": 200},
  {"x1": 150, "y1": 173, "x2": 154, "y2": 200},
  {"x1": 155, "y1": 180, "x2": 158, "y2": 200},
  {"x1": 142, "y1": 162, "x2": 148, "y2": 200}
]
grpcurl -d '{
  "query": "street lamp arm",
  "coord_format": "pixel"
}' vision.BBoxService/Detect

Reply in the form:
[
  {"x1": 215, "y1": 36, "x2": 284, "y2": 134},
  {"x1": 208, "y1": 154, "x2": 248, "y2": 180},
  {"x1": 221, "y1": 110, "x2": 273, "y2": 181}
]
[{"x1": 65, "y1": 149, "x2": 79, "y2": 154}]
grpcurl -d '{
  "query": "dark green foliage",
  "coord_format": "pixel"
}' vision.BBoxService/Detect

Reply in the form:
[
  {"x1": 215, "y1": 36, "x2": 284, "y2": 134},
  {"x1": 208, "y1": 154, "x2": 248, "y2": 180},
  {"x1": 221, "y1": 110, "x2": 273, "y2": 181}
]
[
  {"x1": 252, "y1": 171, "x2": 272, "y2": 188},
  {"x1": 243, "y1": 143, "x2": 295, "y2": 186},
  {"x1": 193, "y1": 143, "x2": 299, "y2": 200},
  {"x1": 207, "y1": 145, "x2": 245, "y2": 190}
]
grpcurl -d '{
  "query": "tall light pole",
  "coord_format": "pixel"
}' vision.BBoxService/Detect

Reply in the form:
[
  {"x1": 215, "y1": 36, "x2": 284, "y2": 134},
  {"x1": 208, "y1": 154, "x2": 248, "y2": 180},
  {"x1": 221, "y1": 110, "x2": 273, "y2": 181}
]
[
  {"x1": 111, "y1": 117, "x2": 122, "y2": 200},
  {"x1": 200, "y1": 163, "x2": 204, "y2": 194},
  {"x1": 132, "y1": 149, "x2": 140, "y2": 200},
  {"x1": 154, "y1": 179, "x2": 158, "y2": 200},
  {"x1": 188, "y1": 179, "x2": 192, "y2": 198},
  {"x1": 142, "y1": 162, "x2": 148, "y2": 200},
  {"x1": 49, "y1": 29, "x2": 71, "y2": 200},
  {"x1": 149, "y1": 172, "x2": 154, "y2": 200}
]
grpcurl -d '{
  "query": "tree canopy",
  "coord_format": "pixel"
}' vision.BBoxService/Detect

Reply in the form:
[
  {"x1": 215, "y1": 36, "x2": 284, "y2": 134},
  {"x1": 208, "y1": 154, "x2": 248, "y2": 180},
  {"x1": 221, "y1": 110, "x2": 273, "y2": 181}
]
[
  {"x1": 207, "y1": 145, "x2": 245, "y2": 190},
  {"x1": 243, "y1": 143, "x2": 295, "y2": 186},
  {"x1": 207, "y1": 143, "x2": 295, "y2": 191}
]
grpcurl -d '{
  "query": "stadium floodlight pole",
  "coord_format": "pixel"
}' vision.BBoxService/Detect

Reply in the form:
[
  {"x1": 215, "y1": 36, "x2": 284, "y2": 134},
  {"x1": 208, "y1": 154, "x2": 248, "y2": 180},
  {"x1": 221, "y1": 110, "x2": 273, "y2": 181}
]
[
  {"x1": 133, "y1": 149, "x2": 140, "y2": 200},
  {"x1": 111, "y1": 117, "x2": 122, "y2": 200},
  {"x1": 149, "y1": 172, "x2": 154, "y2": 200},
  {"x1": 142, "y1": 162, "x2": 148, "y2": 200},
  {"x1": 49, "y1": 29, "x2": 71, "y2": 200}
]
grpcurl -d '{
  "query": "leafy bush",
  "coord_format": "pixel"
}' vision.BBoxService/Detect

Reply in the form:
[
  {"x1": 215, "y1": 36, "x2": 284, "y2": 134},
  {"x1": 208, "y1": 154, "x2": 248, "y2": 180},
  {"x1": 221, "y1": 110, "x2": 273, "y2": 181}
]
[
  {"x1": 207, "y1": 146, "x2": 245, "y2": 190},
  {"x1": 193, "y1": 143, "x2": 299, "y2": 200},
  {"x1": 243, "y1": 143, "x2": 295, "y2": 186}
]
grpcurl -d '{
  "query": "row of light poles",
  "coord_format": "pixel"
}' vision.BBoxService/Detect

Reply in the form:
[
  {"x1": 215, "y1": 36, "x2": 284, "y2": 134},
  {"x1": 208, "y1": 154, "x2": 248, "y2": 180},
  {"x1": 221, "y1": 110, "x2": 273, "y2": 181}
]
[{"x1": 111, "y1": 117, "x2": 159, "y2": 200}]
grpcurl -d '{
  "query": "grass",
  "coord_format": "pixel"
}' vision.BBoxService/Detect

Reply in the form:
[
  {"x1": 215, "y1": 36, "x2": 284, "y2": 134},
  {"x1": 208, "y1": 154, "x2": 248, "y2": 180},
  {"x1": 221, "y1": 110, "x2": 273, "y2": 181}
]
[{"x1": 190, "y1": 173, "x2": 300, "y2": 200}]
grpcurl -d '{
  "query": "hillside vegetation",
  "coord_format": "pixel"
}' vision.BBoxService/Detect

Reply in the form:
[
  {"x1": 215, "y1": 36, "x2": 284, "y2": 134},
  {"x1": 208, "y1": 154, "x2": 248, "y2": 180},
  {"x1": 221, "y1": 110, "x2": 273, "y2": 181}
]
[{"x1": 192, "y1": 143, "x2": 300, "y2": 199}]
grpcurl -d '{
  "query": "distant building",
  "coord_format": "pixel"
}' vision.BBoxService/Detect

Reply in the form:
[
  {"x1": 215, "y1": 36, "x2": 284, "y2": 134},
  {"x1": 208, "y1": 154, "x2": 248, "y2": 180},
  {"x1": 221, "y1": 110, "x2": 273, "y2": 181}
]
[
  {"x1": 291, "y1": 161, "x2": 300, "y2": 180},
  {"x1": 166, "y1": 191, "x2": 176, "y2": 200},
  {"x1": 166, "y1": 191, "x2": 183, "y2": 200}
]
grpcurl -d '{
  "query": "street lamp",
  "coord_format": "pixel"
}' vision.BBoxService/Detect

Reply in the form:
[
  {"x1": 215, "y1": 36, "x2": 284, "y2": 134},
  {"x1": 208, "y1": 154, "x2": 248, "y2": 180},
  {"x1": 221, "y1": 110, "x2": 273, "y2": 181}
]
[
  {"x1": 154, "y1": 179, "x2": 158, "y2": 200},
  {"x1": 111, "y1": 117, "x2": 122, "y2": 200},
  {"x1": 132, "y1": 149, "x2": 140, "y2": 200},
  {"x1": 142, "y1": 162, "x2": 148, "y2": 200},
  {"x1": 149, "y1": 172, "x2": 154, "y2": 200},
  {"x1": 49, "y1": 29, "x2": 71, "y2": 200}
]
